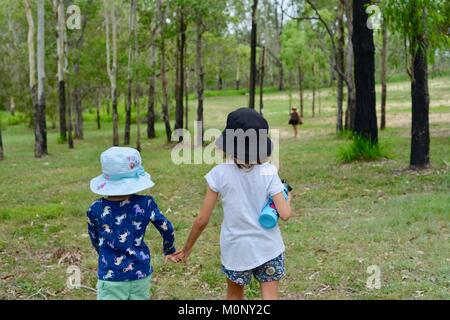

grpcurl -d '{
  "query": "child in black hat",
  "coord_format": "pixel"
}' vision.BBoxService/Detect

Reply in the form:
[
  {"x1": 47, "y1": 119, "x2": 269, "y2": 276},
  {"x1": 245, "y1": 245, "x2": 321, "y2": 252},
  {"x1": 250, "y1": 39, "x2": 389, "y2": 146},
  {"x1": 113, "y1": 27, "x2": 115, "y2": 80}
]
[{"x1": 172, "y1": 108, "x2": 292, "y2": 300}]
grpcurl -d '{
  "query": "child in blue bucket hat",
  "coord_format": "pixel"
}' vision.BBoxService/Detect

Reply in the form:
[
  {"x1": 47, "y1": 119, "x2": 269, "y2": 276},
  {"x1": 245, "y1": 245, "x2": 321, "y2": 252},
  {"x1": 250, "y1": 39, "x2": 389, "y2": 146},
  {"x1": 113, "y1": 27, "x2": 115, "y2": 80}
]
[{"x1": 87, "y1": 147, "x2": 177, "y2": 300}]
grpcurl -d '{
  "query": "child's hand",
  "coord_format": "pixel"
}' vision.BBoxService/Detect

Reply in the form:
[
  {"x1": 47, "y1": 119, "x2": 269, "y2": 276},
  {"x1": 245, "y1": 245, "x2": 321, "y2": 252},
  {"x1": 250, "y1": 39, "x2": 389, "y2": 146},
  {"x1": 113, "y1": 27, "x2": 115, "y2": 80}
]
[
  {"x1": 164, "y1": 253, "x2": 180, "y2": 264},
  {"x1": 171, "y1": 248, "x2": 191, "y2": 264}
]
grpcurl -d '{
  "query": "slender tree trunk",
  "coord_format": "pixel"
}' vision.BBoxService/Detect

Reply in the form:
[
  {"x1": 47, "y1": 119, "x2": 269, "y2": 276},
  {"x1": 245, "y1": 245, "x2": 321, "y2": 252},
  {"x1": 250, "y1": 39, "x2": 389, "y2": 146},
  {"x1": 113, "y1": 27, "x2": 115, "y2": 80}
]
[
  {"x1": 66, "y1": 77, "x2": 74, "y2": 149},
  {"x1": 344, "y1": 0, "x2": 356, "y2": 131},
  {"x1": 24, "y1": 0, "x2": 39, "y2": 157},
  {"x1": 248, "y1": 0, "x2": 258, "y2": 109},
  {"x1": 410, "y1": 11, "x2": 430, "y2": 169},
  {"x1": 104, "y1": 0, "x2": 119, "y2": 146},
  {"x1": 157, "y1": 0, "x2": 172, "y2": 142},
  {"x1": 336, "y1": 0, "x2": 345, "y2": 132},
  {"x1": 37, "y1": 0, "x2": 48, "y2": 156},
  {"x1": 175, "y1": 4, "x2": 186, "y2": 133},
  {"x1": 125, "y1": 0, "x2": 137, "y2": 145},
  {"x1": 297, "y1": 65, "x2": 304, "y2": 117},
  {"x1": 56, "y1": 0, "x2": 67, "y2": 141},
  {"x1": 147, "y1": 13, "x2": 157, "y2": 139},
  {"x1": 9, "y1": 97, "x2": 16, "y2": 116},
  {"x1": 380, "y1": 18, "x2": 388, "y2": 130},
  {"x1": 259, "y1": 46, "x2": 266, "y2": 115},
  {"x1": 312, "y1": 63, "x2": 316, "y2": 117},
  {"x1": 135, "y1": 87, "x2": 141, "y2": 152},
  {"x1": 353, "y1": 0, "x2": 378, "y2": 144},
  {"x1": 96, "y1": 91, "x2": 101, "y2": 129},
  {"x1": 288, "y1": 69, "x2": 292, "y2": 111},
  {"x1": 196, "y1": 18, "x2": 205, "y2": 145},
  {"x1": 236, "y1": 62, "x2": 240, "y2": 90},
  {"x1": 0, "y1": 126, "x2": 3, "y2": 160},
  {"x1": 185, "y1": 67, "x2": 189, "y2": 130}
]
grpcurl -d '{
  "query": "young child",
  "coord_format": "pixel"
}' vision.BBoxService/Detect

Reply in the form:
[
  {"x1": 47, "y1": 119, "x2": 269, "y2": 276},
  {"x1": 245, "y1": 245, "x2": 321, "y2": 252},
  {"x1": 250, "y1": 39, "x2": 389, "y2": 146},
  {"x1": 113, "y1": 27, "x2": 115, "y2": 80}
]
[
  {"x1": 87, "y1": 147, "x2": 176, "y2": 300},
  {"x1": 173, "y1": 108, "x2": 292, "y2": 300}
]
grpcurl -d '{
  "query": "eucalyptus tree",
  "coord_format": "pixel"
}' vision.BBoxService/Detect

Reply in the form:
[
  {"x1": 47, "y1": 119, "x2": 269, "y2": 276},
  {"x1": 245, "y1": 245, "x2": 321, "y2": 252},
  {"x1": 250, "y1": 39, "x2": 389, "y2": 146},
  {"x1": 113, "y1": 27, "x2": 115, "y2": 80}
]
[{"x1": 384, "y1": 0, "x2": 449, "y2": 169}]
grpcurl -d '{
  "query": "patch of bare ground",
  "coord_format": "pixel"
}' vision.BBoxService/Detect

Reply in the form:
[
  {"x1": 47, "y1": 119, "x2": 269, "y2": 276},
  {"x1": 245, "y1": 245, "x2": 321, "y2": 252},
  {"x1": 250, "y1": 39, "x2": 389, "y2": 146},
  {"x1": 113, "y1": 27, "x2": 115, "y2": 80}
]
[{"x1": 386, "y1": 112, "x2": 450, "y2": 128}]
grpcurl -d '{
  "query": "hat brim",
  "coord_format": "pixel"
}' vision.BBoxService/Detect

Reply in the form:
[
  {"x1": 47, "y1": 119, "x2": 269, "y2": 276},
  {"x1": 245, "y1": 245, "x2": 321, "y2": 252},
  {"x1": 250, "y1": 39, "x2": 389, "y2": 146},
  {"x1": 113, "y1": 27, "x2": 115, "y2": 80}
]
[
  {"x1": 90, "y1": 172, "x2": 155, "y2": 196},
  {"x1": 215, "y1": 131, "x2": 273, "y2": 162}
]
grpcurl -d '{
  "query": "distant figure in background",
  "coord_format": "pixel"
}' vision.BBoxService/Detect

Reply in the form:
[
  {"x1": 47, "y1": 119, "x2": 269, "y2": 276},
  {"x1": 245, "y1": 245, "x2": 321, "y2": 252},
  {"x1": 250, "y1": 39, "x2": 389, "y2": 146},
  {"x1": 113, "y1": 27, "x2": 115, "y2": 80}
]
[{"x1": 288, "y1": 107, "x2": 302, "y2": 138}]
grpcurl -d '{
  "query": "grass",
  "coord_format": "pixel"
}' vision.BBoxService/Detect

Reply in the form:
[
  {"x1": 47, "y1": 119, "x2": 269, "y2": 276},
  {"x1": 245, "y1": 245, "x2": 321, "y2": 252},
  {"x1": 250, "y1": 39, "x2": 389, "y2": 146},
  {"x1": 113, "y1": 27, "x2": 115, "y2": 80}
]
[
  {"x1": 0, "y1": 76, "x2": 449, "y2": 300},
  {"x1": 338, "y1": 135, "x2": 390, "y2": 163}
]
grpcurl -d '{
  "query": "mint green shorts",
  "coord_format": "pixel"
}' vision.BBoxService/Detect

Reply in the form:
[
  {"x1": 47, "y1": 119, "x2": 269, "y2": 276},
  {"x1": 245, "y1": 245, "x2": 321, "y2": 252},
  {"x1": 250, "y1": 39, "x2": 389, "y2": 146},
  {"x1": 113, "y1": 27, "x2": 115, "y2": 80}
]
[{"x1": 96, "y1": 275, "x2": 152, "y2": 300}]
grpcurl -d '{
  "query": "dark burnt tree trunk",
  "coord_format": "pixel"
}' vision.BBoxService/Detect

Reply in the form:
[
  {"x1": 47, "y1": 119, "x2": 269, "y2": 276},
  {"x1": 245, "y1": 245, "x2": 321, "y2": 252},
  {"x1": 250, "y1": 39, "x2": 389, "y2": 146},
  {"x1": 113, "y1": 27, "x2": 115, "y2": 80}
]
[
  {"x1": 58, "y1": 81, "x2": 67, "y2": 139},
  {"x1": 336, "y1": 0, "x2": 345, "y2": 132},
  {"x1": 352, "y1": 0, "x2": 378, "y2": 144},
  {"x1": 56, "y1": 0, "x2": 67, "y2": 141},
  {"x1": 195, "y1": 17, "x2": 205, "y2": 145},
  {"x1": 73, "y1": 63, "x2": 83, "y2": 140},
  {"x1": 297, "y1": 64, "x2": 304, "y2": 117},
  {"x1": 248, "y1": 0, "x2": 258, "y2": 109},
  {"x1": 380, "y1": 18, "x2": 388, "y2": 130},
  {"x1": 410, "y1": 25, "x2": 430, "y2": 168},
  {"x1": 66, "y1": 76, "x2": 74, "y2": 149},
  {"x1": 174, "y1": 4, "x2": 186, "y2": 134},
  {"x1": 259, "y1": 46, "x2": 266, "y2": 115}
]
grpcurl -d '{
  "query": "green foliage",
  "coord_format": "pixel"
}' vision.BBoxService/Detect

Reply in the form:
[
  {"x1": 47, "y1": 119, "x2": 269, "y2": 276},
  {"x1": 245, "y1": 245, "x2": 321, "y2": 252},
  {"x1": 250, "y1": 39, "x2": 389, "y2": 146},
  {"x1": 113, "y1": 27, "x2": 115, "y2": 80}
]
[{"x1": 338, "y1": 135, "x2": 389, "y2": 163}]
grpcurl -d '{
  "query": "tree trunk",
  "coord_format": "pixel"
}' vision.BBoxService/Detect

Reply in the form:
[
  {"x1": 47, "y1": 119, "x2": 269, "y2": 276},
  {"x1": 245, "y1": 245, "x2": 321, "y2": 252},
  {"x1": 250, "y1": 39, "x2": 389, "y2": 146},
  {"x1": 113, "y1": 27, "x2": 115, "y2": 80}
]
[
  {"x1": 248, "y1": 0, "x2": 258, "y2": 109},
  {"x1": 96, "y1": 92, "x2": 101, "y2": 129},
  {"x1": 235, "y1": 62, "x2": 240, "y2": 90},
  {"x1": 73, "y1": 2, "x2": 89, "y2": 140},
  {"x1": 297, "y1": 64, "x2": 304, "y2": 117},
  {"x1": 174, "y1": 4, "x2": 186, "y2": 134},
  {"x1": 157, "y1": 0, "x2": 172, "y2": 142},
  {"x1": 344, "y1": 0, "x2": 356, "y2": 131},
  {"x1": 125, "y1": 0, "x2": 137, "y2": 145},
  {"x1": 135, "y1": 87, "x2": 141, "y2": 152},
  {"x1": 24, "y1": 0, "x2": 40, "y2": 157},
  {"x1": 0, "y1": 127, "x2": 4, "y2": 160},
  {"x1": 147, "y1": 12, "x2": 157, "y2": 139},
  {"x1": 185, "y1": 66, "x2": 189, "y2": 130},
  {"x1": 37, "y1": 0, "x2": 48, "y2": 156},
  {"x1": 259, "y1": 46, "x2": 265, "y2": 115},
  {"x1": 336, "y1": 0, "x2": 345, "y2": 132},
  {"x1": 195, "y1": 18, "x2": 205, "y2": 145},
  {"x1": 104, "y1": 0, "x2": 119, "y2": 146},
  {"x1": 352, "y1": 0, "x2": 378, "y2": 144},
  {"x1": 66, "y1": 75, "x2": 74, "y2": 149},
  {"x1": 380, "y1": 18, "x2": 388, "y2": 130},
  {"x1": 288, "y1": 69, "x2": 292, "y2": 111},
  {"x1": 312, "y1": 63, "x2": 316, "y2": 117},
  {"x1": 56, "y1": 0, "x2": 67, "y2": 141},
  {"x1": 410, "y1": 25, "x2": 430, "y2": 168}
]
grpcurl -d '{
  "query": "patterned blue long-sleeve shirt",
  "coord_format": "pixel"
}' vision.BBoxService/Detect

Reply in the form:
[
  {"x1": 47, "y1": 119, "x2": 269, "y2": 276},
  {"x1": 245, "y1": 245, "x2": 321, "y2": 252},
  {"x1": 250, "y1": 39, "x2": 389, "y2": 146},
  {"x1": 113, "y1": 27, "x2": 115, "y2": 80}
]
[{"x1": 87, "y1": 195, "x2": 175, "y2": 281}]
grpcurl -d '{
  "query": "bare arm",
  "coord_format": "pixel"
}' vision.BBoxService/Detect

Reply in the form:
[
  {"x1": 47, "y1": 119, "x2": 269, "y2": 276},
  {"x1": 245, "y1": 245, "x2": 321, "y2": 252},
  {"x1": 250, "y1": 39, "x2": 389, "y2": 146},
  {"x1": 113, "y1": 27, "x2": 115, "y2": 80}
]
[
  {"x1": 173, "y1": 186, "x2": 218, "y2": 262},
  {"x1": 272, "y1": 192, "x2": 292, "y2": 221}
]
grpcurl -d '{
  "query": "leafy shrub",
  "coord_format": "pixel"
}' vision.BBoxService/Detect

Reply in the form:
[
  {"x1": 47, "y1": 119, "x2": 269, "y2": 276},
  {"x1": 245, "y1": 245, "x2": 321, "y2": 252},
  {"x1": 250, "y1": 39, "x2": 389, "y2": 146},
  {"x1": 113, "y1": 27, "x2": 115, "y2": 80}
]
[{"x1": 338, "y1": 134, "x2": 389, "y2": 163}]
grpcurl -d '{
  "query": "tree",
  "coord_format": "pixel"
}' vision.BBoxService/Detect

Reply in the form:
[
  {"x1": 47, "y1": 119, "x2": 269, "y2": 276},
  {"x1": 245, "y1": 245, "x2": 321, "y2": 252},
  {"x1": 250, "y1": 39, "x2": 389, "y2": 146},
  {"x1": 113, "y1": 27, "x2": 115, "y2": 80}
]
[
  {"x1": 384, "y1": 0, "x2": 448, "y2": 168},
  {"x1": 259, "y1": 45, "x2": 266, "y2": 115},
  {"x1": 352, "y1": 0, "x2": 377, "y2": 144},
  {"x1": 157, "y1": 0, "x2": 172, "y2": 143},
  {"x1": 248, "y1": 0, "x2": 258, "y2": 109},
  {"x1": 0, "y1": 126, "x2": 3, "y2": 160},
  {"x1": 380, "y1": 16, "x2": 388, "y2": 130},
  {"x1": 174, "y1": 0, "x2": 187, "y2": 135},
  {"x1": 104, "y1": 0, "x2": 119, "y2": 146},
  {"x1": 54, "y1": 0, "x2": 67, "y2": 142},
  {"x1": 36, "y1": 0, "x2": 48, "y2": 156},
  {"x1": 146, "y1": 3, "x2": 157, "y2": 139},
  {"x1": 344, "y1": 0, "x2": 356, "y2": 131},
  {"x1": 125, "y1": 0, "x2": 137, "y2": 145},
  {"x1": 336, "y1": 0, "x2": 345, "y2": 132}
]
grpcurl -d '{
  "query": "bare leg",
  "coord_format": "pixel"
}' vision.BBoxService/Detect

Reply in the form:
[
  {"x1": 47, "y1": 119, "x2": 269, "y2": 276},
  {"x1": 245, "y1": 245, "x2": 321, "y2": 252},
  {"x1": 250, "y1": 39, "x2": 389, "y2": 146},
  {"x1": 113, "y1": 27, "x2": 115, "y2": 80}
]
[
  {"x1": 293, "y1": 125, "x2": 298, "y2": 138},
  {"x1": 226, "y1": 278, "x2": 245, "y2": 300},
  {"x1": 260, "y1": 281, "x2": 279, "y2": 300}
]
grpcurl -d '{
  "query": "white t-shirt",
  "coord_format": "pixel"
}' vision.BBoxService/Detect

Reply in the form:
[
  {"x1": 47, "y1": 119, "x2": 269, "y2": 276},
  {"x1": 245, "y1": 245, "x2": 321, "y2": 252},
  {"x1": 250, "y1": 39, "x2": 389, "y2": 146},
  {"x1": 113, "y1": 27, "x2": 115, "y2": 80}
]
[{"x1": 205, "y1": 161, "x2": 286, "y2": 271}]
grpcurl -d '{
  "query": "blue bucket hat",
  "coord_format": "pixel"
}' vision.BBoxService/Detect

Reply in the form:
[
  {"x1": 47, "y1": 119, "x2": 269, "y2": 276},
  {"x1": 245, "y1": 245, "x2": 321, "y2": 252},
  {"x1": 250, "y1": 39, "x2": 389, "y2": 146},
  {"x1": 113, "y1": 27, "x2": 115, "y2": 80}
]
[{"x1": 90, "y1": 147, "x2": 154, "y2": 196}]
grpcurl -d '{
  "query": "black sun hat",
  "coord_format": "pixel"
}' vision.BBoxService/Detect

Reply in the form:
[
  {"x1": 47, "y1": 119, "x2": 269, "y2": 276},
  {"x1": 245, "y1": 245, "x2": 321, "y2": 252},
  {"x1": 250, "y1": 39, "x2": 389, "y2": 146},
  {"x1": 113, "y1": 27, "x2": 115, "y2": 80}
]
[{"x1": 215, "y1": 107, "x2": 273, "y2": 162}]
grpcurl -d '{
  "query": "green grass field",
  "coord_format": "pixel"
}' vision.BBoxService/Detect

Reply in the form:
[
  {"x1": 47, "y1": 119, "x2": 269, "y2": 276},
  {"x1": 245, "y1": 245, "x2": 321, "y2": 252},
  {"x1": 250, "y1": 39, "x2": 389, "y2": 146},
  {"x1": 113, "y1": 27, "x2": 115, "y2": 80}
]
[{"x1": 0, "y1": 76, "x2": 449, "y2": 299}]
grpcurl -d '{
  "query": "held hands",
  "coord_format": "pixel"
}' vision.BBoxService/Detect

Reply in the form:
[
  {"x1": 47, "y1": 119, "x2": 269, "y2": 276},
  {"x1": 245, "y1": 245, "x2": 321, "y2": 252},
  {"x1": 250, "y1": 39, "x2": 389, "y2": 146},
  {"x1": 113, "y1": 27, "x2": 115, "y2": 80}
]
[{"x1": 164, "y1": 248, "x2": 191, "y2": 264}]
